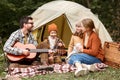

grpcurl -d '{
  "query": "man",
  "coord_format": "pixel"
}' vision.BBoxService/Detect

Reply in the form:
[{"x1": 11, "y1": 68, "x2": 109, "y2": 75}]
[
  {"x1": 3, "y1": 16, "x2": 54, "y2": 80},
  {"x1": 3, "y1": 16, "x2": 38, "y2": 67}
]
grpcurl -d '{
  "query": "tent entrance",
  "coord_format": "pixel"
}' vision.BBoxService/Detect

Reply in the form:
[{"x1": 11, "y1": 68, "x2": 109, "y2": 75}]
[{"x1": 33, "y1": 14, "x2": 72, "y2": 48}]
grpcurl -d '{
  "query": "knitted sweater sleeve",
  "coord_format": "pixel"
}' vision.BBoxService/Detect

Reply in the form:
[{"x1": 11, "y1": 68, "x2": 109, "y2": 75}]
[{"x1": 83, "y1": 33, "x2": 101, "y2": 56}]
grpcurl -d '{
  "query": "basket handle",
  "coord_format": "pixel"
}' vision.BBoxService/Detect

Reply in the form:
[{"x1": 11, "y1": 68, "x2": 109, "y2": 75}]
[
  {"x1": 105, "y1": 42, "x2": 109, "y2": 48},
  {"x1": 105, "y1": 42, "x2": 120, "y2": 51}
]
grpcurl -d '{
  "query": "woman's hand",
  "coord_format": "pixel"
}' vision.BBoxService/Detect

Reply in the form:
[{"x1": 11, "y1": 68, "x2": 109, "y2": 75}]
[{"x1": 48, "y1": 49, "x2": 55, "y2": 55}]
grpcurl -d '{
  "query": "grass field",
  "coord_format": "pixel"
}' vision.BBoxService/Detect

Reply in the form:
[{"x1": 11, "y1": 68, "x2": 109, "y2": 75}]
[
  {"x1": 0, "y1": 46, "x2": 120, "y2": 80},
  {"x1": 0, "y1": 58, "x2": 120, "y2": 80},
  {"x1": 21, "y1": 67, "x2": 120, "y2": 80}
]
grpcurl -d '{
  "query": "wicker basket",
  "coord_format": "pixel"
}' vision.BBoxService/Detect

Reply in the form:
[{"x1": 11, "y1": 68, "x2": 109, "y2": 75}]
[{"x1": 104, "y1": 42, "x2": 120, "y2": 64}]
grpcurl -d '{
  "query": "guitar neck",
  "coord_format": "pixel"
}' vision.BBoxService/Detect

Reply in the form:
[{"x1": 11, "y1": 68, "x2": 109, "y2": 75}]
[{"x1": 29, "y1": 49, "x2": 49, "y2": 53}]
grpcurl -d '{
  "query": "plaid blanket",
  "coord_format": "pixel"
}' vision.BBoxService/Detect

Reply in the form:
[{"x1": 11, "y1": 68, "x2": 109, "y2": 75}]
[
  {"x1": 6, "y1": 63, "x2": 76, "y2": 78},
  {"x1": 53, "y1": 63, "x2": 76, "y2": 73},
  {"x1": 6, "y1": 63, "x2": 108, "y2": 78}
]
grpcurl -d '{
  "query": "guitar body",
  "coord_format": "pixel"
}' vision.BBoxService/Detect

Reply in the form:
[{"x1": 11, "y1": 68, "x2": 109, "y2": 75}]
[{"x1": 6, "y1": 42, "x2": 36, "y2": 62}]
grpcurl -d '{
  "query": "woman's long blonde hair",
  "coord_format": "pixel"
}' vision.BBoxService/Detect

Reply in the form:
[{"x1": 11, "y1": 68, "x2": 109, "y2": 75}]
[{"x1": 73, "y1": 30, "x2": 83, "y2": 38}]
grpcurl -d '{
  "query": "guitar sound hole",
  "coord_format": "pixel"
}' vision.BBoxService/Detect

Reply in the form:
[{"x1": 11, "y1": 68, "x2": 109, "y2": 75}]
[{"x1": 26, "y1": 48, "x2": 30, "y2": 51}]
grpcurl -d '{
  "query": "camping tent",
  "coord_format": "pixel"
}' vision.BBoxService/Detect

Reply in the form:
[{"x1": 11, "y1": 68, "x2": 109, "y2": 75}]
[{"x1": 31, "y1": 0, "x2": 112, "y2": 48}]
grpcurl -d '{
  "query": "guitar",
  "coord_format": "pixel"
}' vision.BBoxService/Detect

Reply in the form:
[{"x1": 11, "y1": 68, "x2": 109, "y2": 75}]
[
  {"x1": 6, "y1": 42, "x2": 66, "y2": 62},
  {"x1": 6, "y1": 42, "x2": 51, "y2": 62}
]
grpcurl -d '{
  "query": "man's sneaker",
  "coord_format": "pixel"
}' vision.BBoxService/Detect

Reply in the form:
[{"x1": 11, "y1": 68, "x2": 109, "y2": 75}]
[
  {"x1": 8, "y1": 63, "x2": 19, "y2": 69},
  {"x1": 74, "y1": 68, "x2": 89, "y2": 77}
]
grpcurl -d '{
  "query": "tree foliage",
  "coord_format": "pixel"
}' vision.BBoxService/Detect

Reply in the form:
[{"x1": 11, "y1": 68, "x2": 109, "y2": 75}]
[
  {"x1": 0, "y1": 0, "x2": 119, "y2": 42},
  {"x1": 89, "y1": 0, "x2": 120, "y2": 41},
  {"x1": 0, "y1": 0, "x2": 51, "y2": 40}
]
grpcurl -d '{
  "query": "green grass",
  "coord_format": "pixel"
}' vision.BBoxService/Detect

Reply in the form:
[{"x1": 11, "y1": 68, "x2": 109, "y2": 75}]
[
  {"x1": 1, "y1": 60, "x2": 119, "y2": 80},
  {"x1": 21, "y1": 67, "x2": 120, "y2": 80},
  {"x1": 0, "y1": 47, "x2": 120, "y2": 80}
]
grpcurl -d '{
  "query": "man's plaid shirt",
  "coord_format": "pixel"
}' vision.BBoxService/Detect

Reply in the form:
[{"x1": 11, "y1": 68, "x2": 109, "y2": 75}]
[{"x1": 3, "y1": 29, "x2": 38, "y2": 55}]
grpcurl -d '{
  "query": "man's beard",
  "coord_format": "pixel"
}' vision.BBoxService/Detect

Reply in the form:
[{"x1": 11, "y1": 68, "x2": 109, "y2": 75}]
[{"x1": 28, "y1": 28, "x2": 32, "y2": 32}]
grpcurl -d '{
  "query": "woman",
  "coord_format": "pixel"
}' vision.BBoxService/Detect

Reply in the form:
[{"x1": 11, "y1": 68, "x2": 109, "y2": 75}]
[{"x1": 67, "y1": 18, "x2": 105, "y2": 77}]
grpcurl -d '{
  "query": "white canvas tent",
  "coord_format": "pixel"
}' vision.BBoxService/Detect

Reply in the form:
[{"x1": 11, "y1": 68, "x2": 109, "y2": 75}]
[{"x1": 31, "y1": 0, "x2": 112, "y2": 48}]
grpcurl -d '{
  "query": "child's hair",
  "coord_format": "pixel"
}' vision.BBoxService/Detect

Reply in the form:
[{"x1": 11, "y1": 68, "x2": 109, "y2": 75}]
[{"x1": 73, "y1": 30, "x2": 83, "y2": 38}]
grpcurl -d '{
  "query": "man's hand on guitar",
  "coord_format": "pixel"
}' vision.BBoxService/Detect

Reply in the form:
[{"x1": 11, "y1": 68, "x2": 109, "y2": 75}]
[
  {"x1": 48, "y1": 49, "x2": 55, "y2": 55},
  {"x1": 56, "y1": 49, "x2": 67, "y2": 55},
  {"x1": 23, "y1": 50, "x2": 30, "y2": 56}
]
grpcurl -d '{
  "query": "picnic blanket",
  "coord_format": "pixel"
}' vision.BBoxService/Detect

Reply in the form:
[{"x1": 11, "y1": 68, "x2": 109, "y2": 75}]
[
  {"x1": 6, "y1": 63, "x2": 108, "y2": 78},
  {"x1": 6, "y1": 63, "x2": 76, "y2": 78}
]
